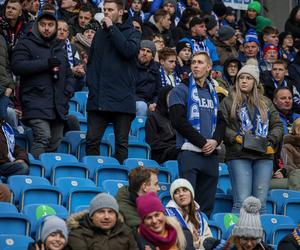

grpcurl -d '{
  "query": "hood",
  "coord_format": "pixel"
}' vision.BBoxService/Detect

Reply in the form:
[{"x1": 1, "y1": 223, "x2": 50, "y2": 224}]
[
  {"x1": 31, "y1": 19, "x2": 58, "y2": 46},
  {"x1": 156, "y1": 86, "x2": 174, "y2": 117},
  {"x1": 67, "y1": 211, "x2": 88, "y2": 230},
  {"x1": 223, "y1": 56, "x2": 242, "y2": 85},
  {"x1": 283, "y1": 134, "x2": 300, "y2": 147}
]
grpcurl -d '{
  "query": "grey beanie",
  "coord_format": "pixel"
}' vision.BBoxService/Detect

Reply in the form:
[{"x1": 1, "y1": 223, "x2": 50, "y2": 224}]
[
  {"x1": 41, "y1": 215, "x2": 68, "y2": 243},
  {"x1": 163, "y1": 0, "x2": 177, "y2": 8},
  {"x1": 89, "y1": 193, "x2": 119, "y2": 217},
  {"x1": 232, "y1": 196, "x2": 264, "y2": 239},
  {"x1": 218, "y1": 25, "x2": 236, "y2": 42},
  {"x1": 237, "y1": 59, "x2": 260, "y2": 85},
  {"x1": 140, "y1": 40, "x2": 156, "y2": 56}
]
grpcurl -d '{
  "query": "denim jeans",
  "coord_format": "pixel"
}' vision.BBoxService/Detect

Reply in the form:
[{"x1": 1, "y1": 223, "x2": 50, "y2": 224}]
[
  {"x1": 227, "y1": 159, "x2": 273, "y2": 214},
  {"x1": 136, "y1": 101, "x2": 148, "y2": 116},
  {"x1": 0, "y1": 161, "x2": 29, "y2": 177}
]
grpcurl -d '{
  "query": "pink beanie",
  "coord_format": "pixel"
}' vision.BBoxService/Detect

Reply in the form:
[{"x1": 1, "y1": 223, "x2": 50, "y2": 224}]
[{"x1": 136, "y1": 192, "x2": 165, "y2": 220}]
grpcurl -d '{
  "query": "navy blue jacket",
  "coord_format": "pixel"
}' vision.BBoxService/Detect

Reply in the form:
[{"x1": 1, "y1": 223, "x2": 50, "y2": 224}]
[
  {"x1": 86, "y1": 20, "x2": 141, "y2": 114},
  {"x1": 12, "y1": 23, "x2": 74, "y2": 121}
]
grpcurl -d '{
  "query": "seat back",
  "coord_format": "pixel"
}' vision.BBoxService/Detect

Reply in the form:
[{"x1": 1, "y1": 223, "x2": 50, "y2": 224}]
[
  {"x1": 212, "y1": 213, "x2": 239, "y2": 237},
  {"x1": 211, "y1": 194, "x2": 234, "y2": 217},
  {"x1": 101, "y1": 180, "x2": 128, "y2": 197},
  {"x1": 94, "y1": 165, "x2": 129, "y2": 187},
  {"x1": 268, "y1": 189, "x2": 300, "y2": 214},
  {"x1": 0, "y1": 214, "x2": 30, "y2": 235},
  {"x1": 0, "y1": 202, "x2": 18, "y2": 214},
  {"x1": 0, "y1": 234, "x2": 33, "y2": 249},
  {"x1": 283, "y1": 198, "x2": 300, "y2": 224}
]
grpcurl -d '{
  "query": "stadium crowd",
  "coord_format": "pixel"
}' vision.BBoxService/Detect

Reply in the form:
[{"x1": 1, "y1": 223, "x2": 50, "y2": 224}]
[{"x1": 0, "y1": 0, "x2": 300, "y2": 249}]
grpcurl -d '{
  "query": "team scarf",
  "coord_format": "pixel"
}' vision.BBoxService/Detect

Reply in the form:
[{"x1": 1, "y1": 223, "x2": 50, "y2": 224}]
[
  {"x1": 38, "y1": 0, "x2": 59, "y2": 17},
  {"x1": 292, "y1": 225, "x2": 300, "y2": 246},
  {"x1": 191, "y1": 38, "x2": 210, "y2": 55},
  {"x1": 177, "y1": 2, "x2": 185, "y2": 16},
  {"x1": 238, "y1": 102, "x2": 269, "y2": 137},
  {"x1": 159, "y1": 66, "x2": 181, "y2": 87},
  {"x1": 1, "y1": 122, "x2": 15, "y2": 162},
  {"x1": 129, "y1": 8, "x2": 145, "y2": 23},
  {"x1": 187, "y1": 74, "x2": 218, "y2": 137},
  {"x1": 272, "y1": 78, "x2": 287, "y2": 89},
  {"x1": 165, "y1": 207, "x2": 205, "y2": 236},
  {"x1": 65, "y1": 39, "x2": 74, "y2": 68}
]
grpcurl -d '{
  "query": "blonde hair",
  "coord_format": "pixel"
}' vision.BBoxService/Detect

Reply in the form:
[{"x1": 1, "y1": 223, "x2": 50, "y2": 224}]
[
  {"x1": 165, "y1": 216, "x2": 187, "y2": 250},
  {"x1": 292, "y1": 118, "x2": 300, "y2": 135},
  {"x1": 230, "y1": 75, "x2": 268, "y2": 123}
]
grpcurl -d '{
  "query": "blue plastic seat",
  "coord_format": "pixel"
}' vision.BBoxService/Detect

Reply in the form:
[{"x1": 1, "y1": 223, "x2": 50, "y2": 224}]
[
  {"x1": 74, "y1": 91, "x2": 88, "y2": 114},
  {"x1": 0, "y1": 213, "x2": 30, "y2": 236},
  {"x1": 283, "y1": 197, "x2": 300, "y2": 224},
  {"x1": 28, "y1": 159, "x2": 45, "y2": 177},
  {"x1": 55, "y1": 138, "x2": 71, "y2": 154},
  {"x1": 158, "y1": 191, "x2": 171, "y2": 206},
  {"x1": 268, "y1": 189, "x2": 300, "y2": 214},
  {"x1": 161, "y1": 160, "x2": 179, "y2": 182},
  {"x1": 94, "y1": 165, "x2": 129, "y2": 187},
  {"x1": 212, "y1": 213, "x2": 239, "y2": 237},
  {"x1": 0, "y1": 234, "x2": 33, "y2": 249},
  {"x1": 68, "y1": 111, "x2": 87, "y2": 131},
  {"x1": 68, "y1": 187, "x2": 101, "y2": 213},
  {"x1": 218, "y1": 173, "x2": 231, "y2": 194},
  {"x1": 211, "y1": 194, "x2": 233, "y2": 217},
  {"x1": 102, "y1": 180, "x2": 128, "y2": 197},
  {"x1": 0, "y1": 202, "x2": 18, "y2": 214},
  {"x1": 208, "y1": 220, "x2": 223, "y2": 239},
  {"x1": 63, "y1": 131, "x2": 87, "y2": 155},
  {"x1": 39, "y1": 153, "x2": 78, "y2": 178},
  {"x1": 158, "y1": 183, "x2": 171, "y2": 196},
  {"x1": 81, "y1": 156, "x2": 119, "y2": 178},
  {"x1": 23, "y1": 204, "x2": 68, "y2": 237},
  {"x1": 55, "y1": 177, "x2": 96, "y2": 204},
  {"x1": 130, "y1": 116, "x2": 147, "y2": 141},
  {"x1": 7, "y1": 175, "x2": 51, "y2": 204},
  {"x1": 77, "y1": 139, "x2": 112, "y2": 160},
  {"x1": 69, "y1": 96, "x2": 80, "y2": 113}
]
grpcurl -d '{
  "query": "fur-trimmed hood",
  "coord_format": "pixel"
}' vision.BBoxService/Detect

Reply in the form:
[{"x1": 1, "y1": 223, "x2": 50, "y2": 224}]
[
  {"x1": 283, "y1": 134, "x2": 300, "y2": 147},
  {"x1": 67, "y1": 210, "x2": 88, "y2": 230}
]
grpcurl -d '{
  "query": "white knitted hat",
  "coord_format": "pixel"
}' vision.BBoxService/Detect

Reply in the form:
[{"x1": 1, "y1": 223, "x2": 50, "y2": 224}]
[{"x1": 170, "y1": 178, "x2": 195, "y2": 200}]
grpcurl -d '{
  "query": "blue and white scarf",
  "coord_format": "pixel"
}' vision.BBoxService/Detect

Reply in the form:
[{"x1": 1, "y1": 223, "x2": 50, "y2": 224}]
[
  {"x1": 2, "y1": 122, "x2": 15, "y2": 162},
  {"x1": 238, "y1": 102, "x2": 269, "y2": 137},
  {"x1": 129, "y1": 8, "x2": 145, "y2": 23},
  {"x1": 38, "y1": 0, "x2": 59, "y2": 17},
  {"x1": 187, "y1": 74, "x2": 218, "y2": 137},
  {"x1": 165, "y1": 207, "x2": 205, "y2": 236},
  {"x1": 191, "y1": 38, "x2": 210, "y2": 55},
  {"x1": 160, "y1": 67, "x2": 181, "y2": 87},
  {"x1": 177, "y1": 2, "x2": 186, "y2": 16},
  {"x1": 65, "y1": 39, "x2": 74, "y2": 68},
  {"x1": 272, "y1": 78, "x2": 287, "y2": 89}
]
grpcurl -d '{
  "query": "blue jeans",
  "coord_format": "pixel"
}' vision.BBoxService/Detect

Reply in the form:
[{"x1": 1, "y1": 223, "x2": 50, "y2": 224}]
[
  {"x1": 136, "y1": 101, "x2": 148, "y2": 116},
  {"x1": 227, "y1": 159, "x2": 273, "y2": 214},
  {"x1": 0, "y1": 161, "x2": 29, "y2": 177}
]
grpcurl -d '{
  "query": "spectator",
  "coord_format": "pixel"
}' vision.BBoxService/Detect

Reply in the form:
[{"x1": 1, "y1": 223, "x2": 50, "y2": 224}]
[
  {"x1": 288, "y1": 50, "x2": 300, "y2": 89},
  {"x1": 159, "y1": 47, "x2": 181, "y2": 87},
  {"x1": 278, "y1": 224, "x2": 300, "y2": 250},
  {"x1": 226, "y1": 196, "x2": 272, "y2": 250},
  {"x1": 116, "y1": 166, "x2": 160, "y2": 229},
  {"x1": 214, "y1": 25, "x2": 238, "y2": 66},
  {"x1": 238, "y1": 1, "x2": 261, "y2": 34},
  {"x1": 169, "y1": 52, "x2": 226, "y2": 215},
  {"x1": 69, "y1": 6, "x2": 93, "y2": 38},
  {"x1": 205, "y1": 15, "x2": 218, "y2": 41},
  {"x1": 175, "y1": 38, "x2": 192, "y2": 81},
  {"x1": 278, "y1": 32, "x2": 297, "y2": 63},
  {"x1": 261, "y1": 26, "x2": 279, "y2": 47},
  {"x1": 152, "y1": 33, "x2": 165, "y2": 62},
  {"x1": 28, "y1": 215, "x2": 70, "y2": 250},
  {"x1": 165, "y1": 178, "x2": 212, "y2": 250},
  {"x1": 58, "y1": 0, "x2": 80, "y2": 22},
  {"x1": 285, "y1": 5, "x2": 300, "y2": 49},
  {"x1": 222, "y1": 7, "x2": 237, "y2": 29},
  {"x1": 212, "y1": 2, "x2": 227, "y2": 25},
  {"x1": 161, "y1": 0, "x2": 178, "y2": 28},
  {"x1": 132, "y1": 17, "x2": 143, "y2": 34},
  {"x1": 239, "y1": 29, "x2": 261, "y2": 64},
  {"x1": 134, "y1": 40, "x2": 161, "y2": 116},
  {"x1": 260, "y1": 43, "x2": 279, "y2": 72},
  {"x1": 128, "y1": 0, "x2": 147, "y2": 23},
  {"x1": 0, "y1": 183, "x2": 11, "y2": 202},
  {"x1": 145, "y1": 86, "x2": 179, "y2": 163},
  {"x1": 134, "y1": 192, "x2": 191, "y2": 250},
  {"x1": 85, "y1": 0, "x2": 140, "y2": 163},
  {"x1": 68, "y1": 193, "x2": 139, "y2": 250},
  {"x1": 220, "y1": 59, "x2": 283, "y2": 213},
  {"x1": 271, "y1": 117, "x2": 300, "y2": 192},
  {"x1": 12, "y1": 12, "x2": 74, "y2": 158}
]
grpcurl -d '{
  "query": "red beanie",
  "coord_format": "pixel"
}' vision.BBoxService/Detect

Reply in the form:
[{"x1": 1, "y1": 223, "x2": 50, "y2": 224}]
[{"x1": 136, "y1": 192, "x2": 164, "y2": 220}]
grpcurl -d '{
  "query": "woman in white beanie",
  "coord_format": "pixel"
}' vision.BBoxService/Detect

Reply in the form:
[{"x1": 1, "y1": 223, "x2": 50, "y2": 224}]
[
  {"x1": 165, "y1": 178, "x2": 212, "y2": 249},
  {"x1": 28, "y1": 215, "x2": 70, "y2": 250},
  {"x1": 220, "y1": 59, "x2": 283, "y2": 214}
]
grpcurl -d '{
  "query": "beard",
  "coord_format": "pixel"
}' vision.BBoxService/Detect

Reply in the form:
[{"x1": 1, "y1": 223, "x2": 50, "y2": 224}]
[{"x1": 41, "y1": 31, "x2": 57, "y2": 42}]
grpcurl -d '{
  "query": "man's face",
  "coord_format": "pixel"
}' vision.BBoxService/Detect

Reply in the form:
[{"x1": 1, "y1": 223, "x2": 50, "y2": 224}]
[
  {"x1": 271, "y1": 63, "x2": 287, "y2": 82},
  {"x1": 208, "y1": 25, "x2": 219, "y2": 38},
  {"x1": 160, "y1": 14, "x2": 171, "y2": 30},
  {"x1": 192, "y1": 23, "x2": 207, "y2": 37},
  {"x1": 144, "y1": 173, "x2": 160, "y2": 194},
  {"x1": 38, "y1": 18, "x2": 57, "y2": 39},
  {"x1": 83, "y1": 29, "x2": 96, "y2": 43},
  {"x1": 264, "y1": 49, "x2": 278, "y2": 63},
  {"x1": 191, "y1": 54, "x2": 211, "y2": 80},
  {"x1": 273, "y1": 89, "x2": 293, "y2": 112},
  {"x1": 91, "y1": 208, "x2": 117, "y2": 230},
  {"x1": 178, "y1": 47, "x2": 192, "y2": 62},
  {"x1": 225, "y1": 14, "x2": 235, "y2": 23},
  {"x1": 131, "y1": 0, "x2": 142, "y2": 12},
  {"x1": 61, "y1": 0, "x2": 76, "y2": 10},
  {"x1": 78, "y1": 11, "x2": 92, "y2": 28},
  {"x1": 160, "y1": 55, "x2": 176, "y2": 74},
  {"x1": 104, "y1": 2, "x2": 123, "y2": 23},
  {"x1": 132, "y1": 20, "x2": 142, "y2": 33},
  {"x1": 263, "y1": 33, "x2": 279, "y2": 47},
  {"x1": 226, "y1": 34, "x2": 237, "y2": 46},
  {"x1": 138, "y1": 48, "x2": 153, "y2": 65},
  {"x1": 57, "y1": 21, "x2": 69, "y2": 40},
  {"x1": 244, "y1": 42, "x2": 259, "y2": 58},
  {"x1": 30, "y1": 0, "x2": 39, "y2": 14},
  {"x1": 163, "y1": 3, "x2": 176, "y2": 15},
  {"x1": 5, "y1": 1, "x2": 22, "y2": 21},
  {"x1": 227, "y1": 62, "x2": 239, "y2": 77}
]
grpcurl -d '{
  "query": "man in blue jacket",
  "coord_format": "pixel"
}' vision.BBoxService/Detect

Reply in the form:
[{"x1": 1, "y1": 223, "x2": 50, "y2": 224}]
[
  {"x1": 12, "y1": 12, "x2": 74, "y2": 158},
  {"x1": 85, "y1": 0, "x2": 141, "y2": 163}
]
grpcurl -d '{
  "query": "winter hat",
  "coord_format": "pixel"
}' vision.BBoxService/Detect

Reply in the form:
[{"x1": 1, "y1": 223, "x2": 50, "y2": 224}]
[
  {"x1": 263, "y1": 43, "x2": 278, "y2": 55},
  {"x1": 232, "y1": 196, "x2": 264, "y2": 239},
  {"x1": 226, "y1": 6, "x2": 236, "y2": 16},
  {"x1": 205, "y1": 15, "x2": 218, "y2": 31},
  {"x1": 213, "y1": 2, "x2": 227, "y2": 17},
  {"x1": 244, "y1": 28, "x2": 260, "y2": 45},
  {"x1": 237, "y1": 59, "x2": 260, "y2": 84},
  {"x1": 163, "y1": 0, "x2": 177, "y2": 8},
  {"x1": 247, "y1": 1, "x2": 261, "y2": 14},
  {"x1": 136, "y1": 192, "x2": 164, "y2": 220},
  {"x1": 84, "y1": 21, "x2": 100, "y2": 32},
  {"x1": 140, "y1": 40, "x2": 156, "y2": 56},
  {"x1": 218, "y1": 26, "x2": 236, "y2": 42},
  {"x1": 189, "y1": 16, "x2": 205, "y2": 29},
  {"x1": 0, "y1": 184, "x2": 11, "y2": 202},
  {"x1": 176, "y1": 39, "x2": 192, "y2": 54},
  {"x1": 89, "y1": 193, "x2": 119, "y2": 217},
  {"x1": 37, "y1": 11, "x2": 57, "y2": 22},
  {"x1": 170, "y1": 178, "x2": 194, "y2": 200},
  {"x1": 279, "y1": 31, "x2": 293, "y2": 46},
  {"x1": 41, "y1": 215, "x2": 68, "y2": 242},
  {"x1": 256, "y1": 16, "x2": 272, "y2": 34}
]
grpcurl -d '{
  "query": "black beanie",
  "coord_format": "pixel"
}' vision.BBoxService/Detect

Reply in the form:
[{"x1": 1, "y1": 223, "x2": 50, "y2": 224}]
[
  {"x1": 190, "y1": 17, "x2": 205, "y2": 29},
  {"x1": 213, "y1": 2, "x2": 227, "y2": 17},
  {"x1": 205, "y1": 15, "x2": 218, "y2": 31},
  {"x1": 176, "y1": 40, "x2": 192, "y2": 53}
]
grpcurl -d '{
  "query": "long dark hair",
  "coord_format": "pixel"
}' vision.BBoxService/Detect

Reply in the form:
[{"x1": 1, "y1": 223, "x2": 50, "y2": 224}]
[{"x1": 180, "y1": 191, "x2": 200, "y2": 230}]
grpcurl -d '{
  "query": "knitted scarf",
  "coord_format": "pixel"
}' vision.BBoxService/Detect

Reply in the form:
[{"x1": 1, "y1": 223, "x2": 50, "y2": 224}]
[{"x1": 1, "y1": 122, "x2": 15, "y2": 162}]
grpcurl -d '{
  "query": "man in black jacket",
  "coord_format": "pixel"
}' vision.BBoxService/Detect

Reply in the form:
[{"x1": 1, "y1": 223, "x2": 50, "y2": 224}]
[
  {"x1": 12, "y1": 12, "x2": 74, "y2": 158},
  {"x1": 85, "y1": 0, "x2": 140, "y2": 163},
  {"x1": 169, "y1": 51, "x2": 226, "y2": 216}
]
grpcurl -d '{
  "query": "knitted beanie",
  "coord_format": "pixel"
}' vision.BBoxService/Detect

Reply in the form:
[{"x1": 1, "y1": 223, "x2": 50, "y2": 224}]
[
  {"x1": 263, "y1": 43, "x2": 278, "y2": 55},
  {"x1": 256, "y1": 16, "x2": 273, "y2": 34},
  {"x1": 140, "y1": 40, "x2": 156, "y2": 56},
  {"x1": 278, "y1": 31, "x2": 293, "y2": 46},
  {"x1": 163, "y1": 0, "x2": 177, "y2": 8},
  {"x1": 244, "y1": 28, "x2": 260, "y2": 45},
  {"x1": 136, "y1": 192, "x2": 164, "y2": 220},
  {"x1": 232, "y1": 196, "x2": 264, "y2": 239},
  {"x1": 176, "y1": 39, "x2": 192, "y2": 54},
  {"x1": 213, "y1": 2, "x2": 227, "y2": 17},
  {"x1": 41, "y1": 215, "x2": 68, "y2": 243},
  {"x1": 89, "y1": 193, "x2": 119, "y2": 217},
  {"x1": 0, "y1": 184, "x2": 11, "y2": 202},
  {"x1": 205, "y1": 15, "x2": 218, "y2": 31},
  {"x1": 237, "y1": 59, "x2": 260, "y2": 85},
  {"x1": 218, "y1": 26, "x2": 236, "y2": 42},
  {"x1": 247, "y1": 1, "x2": 261, "y2": 14},
  {"x1": 170, "y1": 178, "x2": 195, "y2": 200}
]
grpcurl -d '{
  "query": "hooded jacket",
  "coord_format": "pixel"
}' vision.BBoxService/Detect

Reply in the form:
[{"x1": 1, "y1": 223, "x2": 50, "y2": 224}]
[
  {"x1": 282, "y1": 134, "x2": 300, "y2": 175},
  {"x1": 218, "y1": 57, "x2": 242, "y2": 90},
  {"x1": 67, "y1": 211, "x2": 139, "y2": 250}
]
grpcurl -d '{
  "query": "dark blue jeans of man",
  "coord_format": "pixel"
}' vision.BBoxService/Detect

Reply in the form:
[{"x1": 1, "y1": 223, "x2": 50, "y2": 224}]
[
  {"x1": 178, "y1": 150, "x2": 219, "y2": 216},
  {"x1": 0, "y1": 161, "x2": 29, "y2": 177},
  {"x1": 86, "y1": 111, "x2": 133, "y2": 164}
]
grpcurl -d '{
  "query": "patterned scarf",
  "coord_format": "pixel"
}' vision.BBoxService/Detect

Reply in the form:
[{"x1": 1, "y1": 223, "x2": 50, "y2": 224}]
[
  {"x1": 160, "y1": 67, "x2": 181, "y2": 87},
  {"x1": 187, "y1": 74, "x2": 219, "y2": 137},
  {"x1": 272, "y1": 78, "x2": 287, "y2": 89},
  {"x1": 129, "y1": 8, "x2": 145, "y2": 23},
  {"x1": 1, "y1": 122, "x2": 15, "y2": 162},
  {"x1": 65, "y1": 39, "x2": 74, "y2": 68}
]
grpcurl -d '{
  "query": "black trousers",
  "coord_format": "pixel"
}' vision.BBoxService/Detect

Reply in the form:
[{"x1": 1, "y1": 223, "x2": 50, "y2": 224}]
[{"x1": 86, "y1": 111, "x2": 133, "y2": 163}]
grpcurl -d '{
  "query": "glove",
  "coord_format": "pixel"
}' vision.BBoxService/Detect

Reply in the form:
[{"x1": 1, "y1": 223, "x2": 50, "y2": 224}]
[
  {"x1": 266, "y1": 146, "x2": 275, "y2": 154},
  {"x1": 48, "y1": 57, "x2": 61, "y2": 69},
  {"x1": 235, "y1": 135, "x2": 243, "y2": 144}
]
